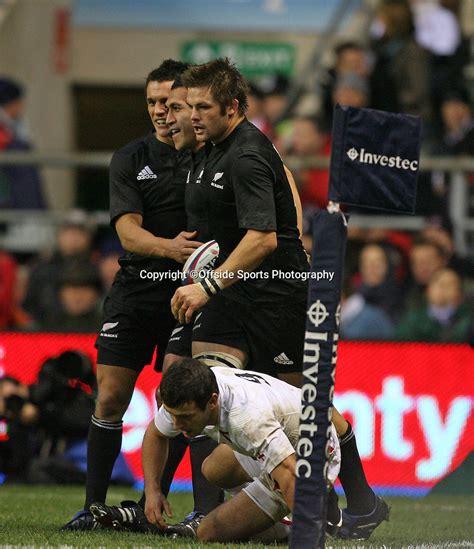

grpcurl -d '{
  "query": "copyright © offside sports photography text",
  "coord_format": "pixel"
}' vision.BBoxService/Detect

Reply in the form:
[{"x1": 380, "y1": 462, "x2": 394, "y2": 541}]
[{"x1": 139, "y1": 269, "x2": 336, "y2": 282}]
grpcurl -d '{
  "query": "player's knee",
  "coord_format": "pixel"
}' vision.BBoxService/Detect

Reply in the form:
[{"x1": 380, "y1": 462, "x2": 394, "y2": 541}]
[
  {"x1": 95, "y1": 390, "x2": 129, "y2": 420},
  {"x1": 201, "y1": 455, "x2": 216, "y2": 483}
]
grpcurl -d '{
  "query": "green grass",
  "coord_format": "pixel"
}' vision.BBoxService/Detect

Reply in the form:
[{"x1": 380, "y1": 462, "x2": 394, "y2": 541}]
[{"x1": 0, "y1": 485, "x2": 472, "y2": 548}]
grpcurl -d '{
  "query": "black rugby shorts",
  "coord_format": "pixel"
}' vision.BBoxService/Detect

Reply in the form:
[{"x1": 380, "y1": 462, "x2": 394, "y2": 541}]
[
  {"x1": 192, "y1": 293, "x2": 305, "y2": 377},
  {"x1": 165, "y1": 321, "x2": 193, "y2": 357},
  {"x1": 95, "y1": 296, "x2": 176, "y2": 372}
]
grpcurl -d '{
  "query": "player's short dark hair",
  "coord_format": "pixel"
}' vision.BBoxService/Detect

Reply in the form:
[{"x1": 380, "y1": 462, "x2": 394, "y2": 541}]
[
  {"x1": 146, "y1": 60, "x2": 190, "y2": 88},
  {"x1": 182, "y1": 58, "x2": 249, "y2": 116},
  {"x1": 160, "y1": 358, "x2": 219, "y2": 410},
  {"x1": 170, "y1": 74, "x2": 186, "y2": 90}
]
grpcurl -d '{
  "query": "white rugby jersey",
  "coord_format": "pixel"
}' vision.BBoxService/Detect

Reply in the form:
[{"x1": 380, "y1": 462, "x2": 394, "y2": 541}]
[{"x1": 155, "y1": 367, "x2": 302, "y2": 475}]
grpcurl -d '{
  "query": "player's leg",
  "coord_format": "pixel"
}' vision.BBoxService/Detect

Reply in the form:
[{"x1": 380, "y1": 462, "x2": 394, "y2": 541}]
[
  {"x1": 198, "y1": 448, "x2": 289, "y2": 542},
  {"x1": 241, "y1": 299, "x2": 306, "y2": 386},
  {"x1": 63, "y1": 301, "x2": 168, "y2": 530},
  {"x1": 191, "y1": 294, "x2": 249, "y2": 371},
  {"x1": 197, "y1": 490, "x2": 276, "y2": 542},
  {"x1": 331, "y1": 407, "x2": 389, "y2": 538},
  {"x1": 85, "y1": 362, "x2": 139, "y2": 508}
]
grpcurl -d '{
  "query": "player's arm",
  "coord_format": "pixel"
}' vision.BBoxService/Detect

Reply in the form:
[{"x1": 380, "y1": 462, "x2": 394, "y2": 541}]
[
  {"x1": 115, "y1": 213, "x2": 202, "y2": 263},
  {"x1": 142, "y1": 420, "x2": 173, "y2": 530},
  {"x1": 270, "y1": 453, "x2": 297, "y2": 511},
  {"x1": 213, "y1": 228, "x2": 277, "y2": 287},
  {"x1": 284, "y1": 165, "x2": 303, "y2": 238},
  {"x1": 171, "y1": 228, "x2": 276, "y2": 323}
]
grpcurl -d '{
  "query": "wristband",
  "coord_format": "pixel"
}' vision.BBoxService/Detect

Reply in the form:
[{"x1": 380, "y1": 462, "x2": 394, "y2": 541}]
[{"x1": 198, "y1": 279, "x2": 214, "y2": 297}]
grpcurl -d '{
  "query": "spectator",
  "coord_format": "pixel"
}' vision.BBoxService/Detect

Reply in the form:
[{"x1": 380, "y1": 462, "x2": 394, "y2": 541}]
[
  {"x1": 340, "y1": 292, "x2": 395, "y2": 340},
  {"x1": 321, "y1": 41, "x2": 371, "y2": 129},
  {"x1": 0, "y1": 376, "x2": 39, "y2": 481},
  {"x1": 246, "y1": 82, "x2": 273, "y2": 138},
  {"x1": 38, "y1": 260, "x2": 103, "y2": 333},
  {"x1": 421, "y1": 222, "x2": 474, "y2": 279},
  {"x1": 352, "y1": 243, "x2": 403, "y2": 321},
  {"x1": 23, "y1": 217, "x2": 95, "y2": 323},
  {"x1": 396, "y1": 268, "x2": 473, "y2": 343},
  {"x1": 0, "y1": 77, "x2": 46, "y2": 208},
  {"x1": 412, "y1": 0, "x2": 469, "y2": 134},
  {"x1": 370, "y1": 0, "x2": 431, "y2": 121},
  {"x1": 404, "y1": 238, "x2": 447, "y2": 310},
  {"x1": 285, "y1": 116, "x2": 331, "y2": 209},
  {"x1": 0, "y1": 250, "x2": 16, "y2": 329},
  {"x1": 439, "y1": 90, "x2": 474, "y2": 156},
  {"x1": 333, "y1": 72, "x2": 370, "y2": 110}
]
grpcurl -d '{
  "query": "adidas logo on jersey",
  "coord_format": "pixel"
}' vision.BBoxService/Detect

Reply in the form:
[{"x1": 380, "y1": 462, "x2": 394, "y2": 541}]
[
  {"x1": 273, "y1": 352, "x2": 294, "y2": 365},
  {"x1": 137, "y1": 166, "x2": 158, "y2": 180}
]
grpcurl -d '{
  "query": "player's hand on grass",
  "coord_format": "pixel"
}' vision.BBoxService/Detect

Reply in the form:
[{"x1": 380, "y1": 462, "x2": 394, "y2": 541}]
[
  {"x1": 168, "y1": 231, "x2": 202, "y2": 263},
  {"x1": 144, "y1": 491, "x2": 173, "y2": 531},
  {"x1": 171, "y1": 284, "x2": 209, "y2": 324}
]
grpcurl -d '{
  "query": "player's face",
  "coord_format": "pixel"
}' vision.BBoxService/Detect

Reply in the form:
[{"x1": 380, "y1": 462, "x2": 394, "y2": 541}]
[
  {"x1": 164, "y1": 396, "x2": 218, "y2": 438},
  {"x1": 187, "y1": 86, "x2": 233, "y2": 144},
  {"x1": 146, "y1": 80, "x2": 173, "y2": 139},
  {"x1": 166, "y1": 87, "x2": 197, "y2": 151}
]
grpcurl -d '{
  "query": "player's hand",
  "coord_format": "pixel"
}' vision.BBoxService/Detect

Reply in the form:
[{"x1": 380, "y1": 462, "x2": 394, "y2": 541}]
[
  {"x1": 144, "y1": 490, "x2": 173, "y2": 531},
  {"x1": 171, "y1": 284, "x2": 209, "y2": 324},
  {"x1": 168, "y1": 231, "x2": 202, "y2": 263}
]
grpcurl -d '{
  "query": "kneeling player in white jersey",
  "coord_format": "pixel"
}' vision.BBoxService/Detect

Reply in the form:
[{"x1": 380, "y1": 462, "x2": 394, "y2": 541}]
[{"x1": 92, "y1": 358, "x2": 341, "y2": 542}]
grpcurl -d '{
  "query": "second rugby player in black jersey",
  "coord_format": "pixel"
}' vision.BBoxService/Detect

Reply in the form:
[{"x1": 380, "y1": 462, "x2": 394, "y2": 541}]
[{"x1": 63, "y1": 60, "x2": 203, "y2": 531}]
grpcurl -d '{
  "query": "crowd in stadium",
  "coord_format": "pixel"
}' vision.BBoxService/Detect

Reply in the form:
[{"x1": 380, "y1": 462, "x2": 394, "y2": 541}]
[{"x1": 0, "y1": 0, "x2": 472, "y2": 343}]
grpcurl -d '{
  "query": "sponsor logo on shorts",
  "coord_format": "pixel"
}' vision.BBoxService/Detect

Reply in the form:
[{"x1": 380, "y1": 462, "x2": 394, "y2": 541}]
[
  {"x1": 346, "y1": 147, "x2": 418, "y2": 171},
  {"x1": 100, "y1": 321, "x2": 119, "y2": 338},
  {"x1": 211, "y1": 172, "x2": 224, "y2": 189},
  {"x1": 273, "y1": 352, "x2": 294, "y2": 366},
  {"x1": 137, "y1": 165, "x2": 158, "y2": 180}
]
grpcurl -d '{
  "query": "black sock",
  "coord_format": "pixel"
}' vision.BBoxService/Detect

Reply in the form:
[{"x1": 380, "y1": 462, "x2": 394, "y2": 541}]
[
  {"x1": 137, "y1": 434, "x2": 188, "y2": 509},
  {"x1": 327, "y1": 487, "x2": 340, "y2": 525},
  {"x1": 189, "y1": 436, "x2": 224, "y2": 515},
  {"x1": 85, "y1": 415, "x2": 123, "y2": 508},
  {"x1": 161, "y1": 434, "x2": 189, "y2": 496},
  {"x1": 338, "y1": 422, "x2": 375, "y2": 515}
]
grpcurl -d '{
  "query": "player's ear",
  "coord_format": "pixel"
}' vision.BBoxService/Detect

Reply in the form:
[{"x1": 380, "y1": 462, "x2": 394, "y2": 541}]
[
  {"x1": 226, "y1": 99, "x2": 239, "y2": 117},
  {"x1": 209, "y1": 393, "x2": 219, "y2": 408}
]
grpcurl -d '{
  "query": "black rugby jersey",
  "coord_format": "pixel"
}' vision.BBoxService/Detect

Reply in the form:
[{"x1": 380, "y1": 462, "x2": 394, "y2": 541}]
[
  {"x1": 109, "y1": 133, "x2": 190, "y2": 307},
  {"x1": 185, "y1": 147, "x2": 209, "y2": 241},
  {"x1": 202, "y1": 120, "x2": 308, "y2": 304}
]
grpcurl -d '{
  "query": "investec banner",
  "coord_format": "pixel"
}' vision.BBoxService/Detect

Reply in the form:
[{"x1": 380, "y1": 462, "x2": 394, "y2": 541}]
[
  {"x1": 181, "y1": 40, "x2": 295, "y2": 77},
  {"x1": 0, "y1": 334, "x2": 472, "y2": 491},
  {"x1": 329, "y1": 105, "x2": 421, "y2": 213},
  {"x1": 291, "y1": 211, "x2": 347, "y2": 548}
]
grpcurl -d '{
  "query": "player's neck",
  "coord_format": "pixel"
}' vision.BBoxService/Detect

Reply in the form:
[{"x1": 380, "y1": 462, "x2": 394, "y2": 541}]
[
  {"x1": 156, "y1": 133, "x2": 175, "y2": 147},
  {"x1": 192, "y1": 142, "x2": 205, "y2": 154},
  {"x1": 213, "y1": 115, "x2": 245, "y2": 144}
]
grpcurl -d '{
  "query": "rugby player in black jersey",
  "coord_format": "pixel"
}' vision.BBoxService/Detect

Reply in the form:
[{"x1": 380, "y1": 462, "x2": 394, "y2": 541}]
[
  {"x1": 62, "y1": 60, "x2": 203, "y2": 531},
  {"x1": 169, "y1": 59, "x2": 388, "y2": 540}
]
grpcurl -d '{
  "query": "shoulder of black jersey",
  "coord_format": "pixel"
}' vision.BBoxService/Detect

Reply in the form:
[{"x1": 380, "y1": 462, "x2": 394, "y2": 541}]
[
  {"x1": 233, "y1": 119, "x2": 272, "y2": 149},
  {"x1": 112, "y1": 133, "x2": 151, "y2": 158}
]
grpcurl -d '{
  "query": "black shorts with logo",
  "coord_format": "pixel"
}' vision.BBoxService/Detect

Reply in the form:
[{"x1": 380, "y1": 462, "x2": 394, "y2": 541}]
[
  {"x1": 95, "y1": 296, "x2": 176, "y2": 372},
  {"x1": 191, "y1": 293, "x2": 306, "y2": 377},
  {"x1": 165, "y1": 321, "x2": 193, "y2": 357}
]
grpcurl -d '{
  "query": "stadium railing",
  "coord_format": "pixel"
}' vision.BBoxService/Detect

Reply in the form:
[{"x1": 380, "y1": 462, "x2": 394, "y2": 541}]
[{"x1": 0, "y1": 151, "x2": 473, "y2": 255}]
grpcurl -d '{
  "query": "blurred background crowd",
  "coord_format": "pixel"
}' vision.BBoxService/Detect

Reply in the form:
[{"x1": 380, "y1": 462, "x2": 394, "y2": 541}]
[{"x1": 0, "y1": 0, "x2": 472, "y2": 344}]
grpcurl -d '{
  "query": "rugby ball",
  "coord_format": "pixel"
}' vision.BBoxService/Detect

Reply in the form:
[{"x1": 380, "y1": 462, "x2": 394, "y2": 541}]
[{"x1": 182, "y1": 240, "x2": 220, "y2": 285}]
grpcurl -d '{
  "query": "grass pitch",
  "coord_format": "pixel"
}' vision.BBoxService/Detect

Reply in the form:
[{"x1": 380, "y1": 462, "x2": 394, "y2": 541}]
[{"x1": 0, "y1": 485, "x2": 472, "y2": 548}]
